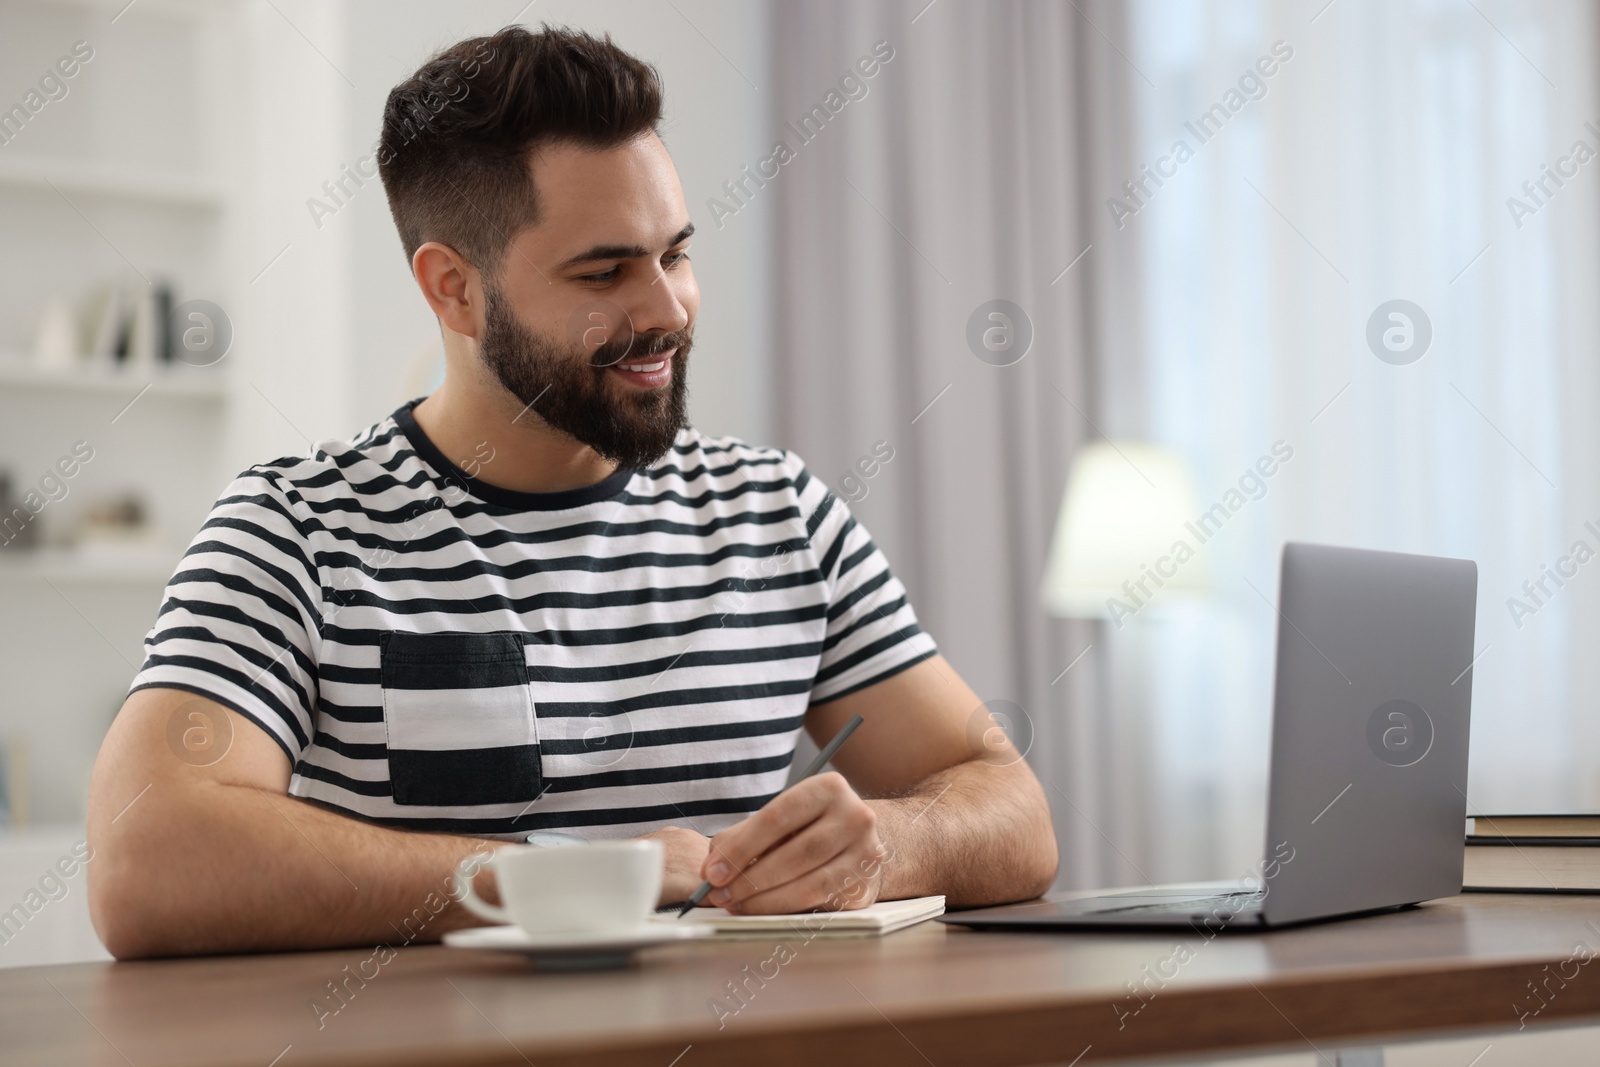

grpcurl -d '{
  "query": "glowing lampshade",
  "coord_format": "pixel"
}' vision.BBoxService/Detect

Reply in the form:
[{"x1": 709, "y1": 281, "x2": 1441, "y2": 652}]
[{"x1": 1041, "y1": 441, "x2": 1210, "y2": 618}]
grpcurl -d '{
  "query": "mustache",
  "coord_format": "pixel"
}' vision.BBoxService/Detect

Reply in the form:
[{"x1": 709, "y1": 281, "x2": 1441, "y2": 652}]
[{"x1": 588, "y1": 326, "x2": 692, "y2": 368}]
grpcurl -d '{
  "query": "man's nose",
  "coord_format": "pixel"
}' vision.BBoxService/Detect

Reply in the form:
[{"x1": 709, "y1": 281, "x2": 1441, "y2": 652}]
[{"x1": 626, "y1": 268, "x2": 693, "y2": 337}]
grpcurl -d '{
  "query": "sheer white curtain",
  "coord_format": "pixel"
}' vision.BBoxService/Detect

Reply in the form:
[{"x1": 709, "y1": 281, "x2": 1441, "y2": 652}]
[
  {"x1": 767, "y1": 0, "x2": 1600, "y2": 891},
  {"x1": 1120, "y1": 0, "x2": 1600, "y2": 879}
]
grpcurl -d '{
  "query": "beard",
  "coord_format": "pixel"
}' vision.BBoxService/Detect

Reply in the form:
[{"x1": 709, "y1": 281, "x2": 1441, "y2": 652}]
[{"x1": 480, "y1": 285, "x2": 692, "y2": 471}]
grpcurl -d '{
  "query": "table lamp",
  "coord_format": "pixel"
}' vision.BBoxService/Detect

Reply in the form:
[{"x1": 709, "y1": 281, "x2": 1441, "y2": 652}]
[{"x1": 1041, "y1": 441, "x2": 1210, "y2": 621}]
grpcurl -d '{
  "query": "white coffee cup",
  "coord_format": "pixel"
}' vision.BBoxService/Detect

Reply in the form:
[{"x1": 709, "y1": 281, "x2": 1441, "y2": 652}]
[{"x1": 453, "y1": 839, "x2": 663, "y2": 935}]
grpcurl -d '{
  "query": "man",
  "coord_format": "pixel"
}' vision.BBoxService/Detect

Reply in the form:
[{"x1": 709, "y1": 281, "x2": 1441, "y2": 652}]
[{"x1": 87, "y1": 25, "x2": 1056, "y2": 959}]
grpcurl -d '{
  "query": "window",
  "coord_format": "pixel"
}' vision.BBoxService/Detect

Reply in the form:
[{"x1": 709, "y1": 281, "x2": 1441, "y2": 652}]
[{"x1": 1123, "y1": 0, "x2": 1600, "y2": 878}]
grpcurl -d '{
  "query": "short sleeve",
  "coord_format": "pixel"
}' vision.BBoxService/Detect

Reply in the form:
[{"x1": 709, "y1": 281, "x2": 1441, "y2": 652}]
[
  {"x1": 128, "y1": 465, "x2": 323, "y2": 763},
  {"x1": 793, "y1": 457, "x2": 938, "y2": 703}
]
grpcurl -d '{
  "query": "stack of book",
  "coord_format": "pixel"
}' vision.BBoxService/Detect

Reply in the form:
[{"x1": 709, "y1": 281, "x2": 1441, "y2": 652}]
[{"x1": 1464, "y1": 814, "x2": 1600, "y2": 893}]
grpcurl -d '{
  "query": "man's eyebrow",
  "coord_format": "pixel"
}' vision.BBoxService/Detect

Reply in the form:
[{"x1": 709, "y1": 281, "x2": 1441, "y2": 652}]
[{"x1": 558, "y1": 223, "x2": 695, "y2": 271}]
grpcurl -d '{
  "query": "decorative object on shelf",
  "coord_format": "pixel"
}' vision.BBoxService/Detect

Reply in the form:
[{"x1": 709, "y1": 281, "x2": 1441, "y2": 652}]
[
  {"x1": 84, "y1": 278, "x2": 131, "y2": 367},
  {"x1": 127, "y1": 283, "x2": 169, "y2": 368},
  {"x1": 154, "y1": 283, "x2": 175, "y2": 362},
  {"x1": 31, "y1": 298, "x2": 79, "y2": 368},
  {"x1": 73, "y1": 492, "x2": 178, "y2": 572},
  {"x1": 79, "y1": 277, "x2": 190, "y2": 368},
  {"x1": 0, "y1": 472, "x2": 39, "y2": 551},
  {"x1": 77, "y1": 493, "x2": 152, "y2": 549}
]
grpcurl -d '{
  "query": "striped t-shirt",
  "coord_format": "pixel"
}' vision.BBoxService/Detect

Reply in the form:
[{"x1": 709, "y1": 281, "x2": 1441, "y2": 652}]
[{"x1": 131, "y1": 401, "x2": 936, "y2": 839}]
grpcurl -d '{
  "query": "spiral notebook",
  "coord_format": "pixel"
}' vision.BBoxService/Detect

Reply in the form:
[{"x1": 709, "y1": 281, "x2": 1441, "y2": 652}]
[{"x1": 657, "y1": 895, "x2": 945, "y2": 938}]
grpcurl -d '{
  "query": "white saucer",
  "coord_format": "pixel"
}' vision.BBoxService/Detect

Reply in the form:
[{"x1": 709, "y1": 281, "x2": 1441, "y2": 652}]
[{"x1": 444, "y1": 922, "x2": 712, "y2": 970}]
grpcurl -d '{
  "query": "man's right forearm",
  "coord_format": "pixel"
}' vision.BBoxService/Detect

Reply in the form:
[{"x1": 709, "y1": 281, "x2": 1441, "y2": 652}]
[{"x1": 89, "y1": 776, "x2": 499, "y2": 959}]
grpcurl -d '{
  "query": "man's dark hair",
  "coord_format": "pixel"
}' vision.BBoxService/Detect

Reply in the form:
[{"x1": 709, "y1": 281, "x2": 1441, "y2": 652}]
[{"x1": 377, "y1": 25, "x2": 663, "y2": 275}]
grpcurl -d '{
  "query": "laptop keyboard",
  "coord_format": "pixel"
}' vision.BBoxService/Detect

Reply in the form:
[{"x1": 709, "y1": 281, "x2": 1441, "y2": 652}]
[{"x1": 1087, "y1": 891, "x2": 1263, "y2": 916}]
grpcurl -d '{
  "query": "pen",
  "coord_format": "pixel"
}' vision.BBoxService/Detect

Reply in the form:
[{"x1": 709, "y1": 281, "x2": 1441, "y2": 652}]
[{"x1": 676, "y1": 713, "x2": 866, "y2": 918}]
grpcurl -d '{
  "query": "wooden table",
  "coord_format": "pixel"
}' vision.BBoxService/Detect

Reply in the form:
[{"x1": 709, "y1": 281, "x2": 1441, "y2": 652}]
[{"x1": 5, "y1": 893, "x2": 1600, "y2": 1067}]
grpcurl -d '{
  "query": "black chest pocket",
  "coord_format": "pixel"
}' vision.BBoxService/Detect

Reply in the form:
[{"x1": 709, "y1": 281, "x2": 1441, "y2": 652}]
[{"x1": 379, "y1": 631, "x2": 542, "y2": 807}]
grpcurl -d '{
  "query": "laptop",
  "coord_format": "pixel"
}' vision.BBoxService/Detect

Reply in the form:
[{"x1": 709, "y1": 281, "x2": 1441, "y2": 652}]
[{"x1": 942, "y1": 542, "x2": 1478, "y2": 932}]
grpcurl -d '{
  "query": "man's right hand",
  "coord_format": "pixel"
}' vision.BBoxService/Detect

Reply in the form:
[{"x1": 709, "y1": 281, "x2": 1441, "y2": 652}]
[{"x1": 634, "y1": 825, "x2": 711, "y2": 907}]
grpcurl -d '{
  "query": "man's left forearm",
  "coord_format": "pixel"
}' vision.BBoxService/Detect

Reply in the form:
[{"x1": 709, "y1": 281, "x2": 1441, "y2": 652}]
[{"x1": 867, "y1": 756, "x2": 1058, "y2": 907}]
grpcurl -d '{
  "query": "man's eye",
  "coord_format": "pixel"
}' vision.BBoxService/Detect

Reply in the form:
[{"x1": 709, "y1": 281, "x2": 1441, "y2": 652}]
[
  {"x1": 578, "y1": 267, "x2": 619, "y2": 284},
  {"x1": 664, "y1": 250, "x2": 690, "y2": 268}
]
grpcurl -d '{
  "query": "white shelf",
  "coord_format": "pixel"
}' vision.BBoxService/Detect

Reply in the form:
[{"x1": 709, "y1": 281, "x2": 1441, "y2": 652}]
[
  {"x1": 0, "y1": 154, "x2": 225, "y2": 209},
  {"x1": 0, "y1": 547, "x2": 178, "y2": 584},
  {"x1": 0, "y1": 358, "x2": 227, "y2": 400}
]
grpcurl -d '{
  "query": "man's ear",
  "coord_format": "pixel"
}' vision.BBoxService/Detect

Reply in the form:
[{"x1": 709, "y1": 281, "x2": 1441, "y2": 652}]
[{"x1": 412, "y1": 241, "x2": 482, "y2": 340}]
